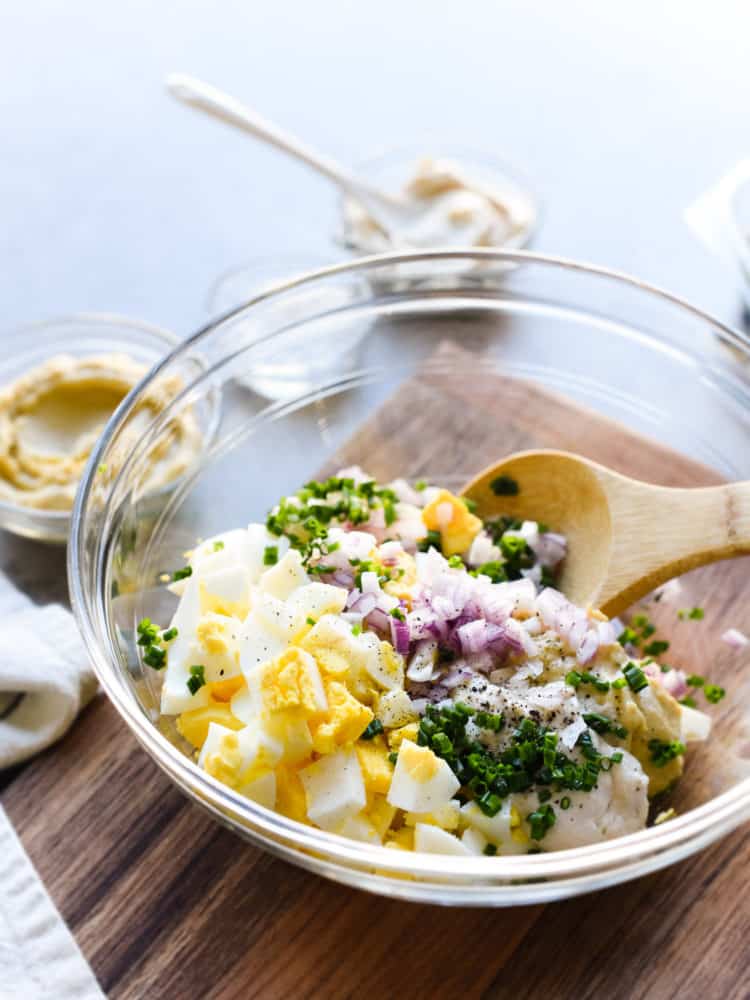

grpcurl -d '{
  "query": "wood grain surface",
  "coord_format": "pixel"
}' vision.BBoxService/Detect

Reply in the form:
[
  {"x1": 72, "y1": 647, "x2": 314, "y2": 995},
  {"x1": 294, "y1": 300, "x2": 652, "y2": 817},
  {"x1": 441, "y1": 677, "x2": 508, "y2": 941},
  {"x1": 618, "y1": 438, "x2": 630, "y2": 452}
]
[{"x1": 3, "y1": 349, "x2": 750, "y2": 1000}]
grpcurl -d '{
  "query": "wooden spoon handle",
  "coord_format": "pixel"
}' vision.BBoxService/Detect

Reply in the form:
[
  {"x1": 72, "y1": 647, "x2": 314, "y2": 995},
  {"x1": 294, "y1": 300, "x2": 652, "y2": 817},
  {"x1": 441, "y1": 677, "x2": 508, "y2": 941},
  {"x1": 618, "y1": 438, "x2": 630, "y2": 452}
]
[{"x1": 598, "y1": 479, "x2": 750, "y2": 614}]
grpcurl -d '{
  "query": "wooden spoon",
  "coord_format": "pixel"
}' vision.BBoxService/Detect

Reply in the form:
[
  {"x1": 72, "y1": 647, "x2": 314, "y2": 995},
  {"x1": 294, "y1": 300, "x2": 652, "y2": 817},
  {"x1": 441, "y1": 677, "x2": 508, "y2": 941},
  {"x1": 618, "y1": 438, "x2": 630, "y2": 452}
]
[{"x1": 461, "y1": 449, "x2": 750, "y2": 617}]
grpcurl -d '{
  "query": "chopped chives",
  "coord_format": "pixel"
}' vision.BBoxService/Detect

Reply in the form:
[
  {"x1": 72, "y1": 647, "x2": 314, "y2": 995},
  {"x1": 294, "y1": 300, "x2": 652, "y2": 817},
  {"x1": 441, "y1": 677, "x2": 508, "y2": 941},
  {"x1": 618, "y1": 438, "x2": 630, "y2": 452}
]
[
  {"x1": 643, "y1": 639, "x2": 670, "y2": 657},
  {"x1": 359, "y1": 719, "x2": 384, "y2": 740},
  {"x1": 704, "y1": 684, "x2": 725, "y2": 704},
  {"x1": 624, "y1": 662, "x2": 649, "y2": 693},
  {"x1": 171, "y1": 565, "x2": 192, "y2": 582},
  {"x1": 186, "y1": 664, "x2": 206, "y2": 695},
  {"x1": 263, "y1": 545, "x2": 278, "y2": 566}
]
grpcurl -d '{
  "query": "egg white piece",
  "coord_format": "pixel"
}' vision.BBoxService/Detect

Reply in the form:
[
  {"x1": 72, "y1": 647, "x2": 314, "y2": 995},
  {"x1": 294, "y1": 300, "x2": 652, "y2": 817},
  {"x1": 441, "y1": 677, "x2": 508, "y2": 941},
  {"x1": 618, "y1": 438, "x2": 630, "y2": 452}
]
[
  {"x1": 238, "y1": 770, "x2": 277, "y2": 810},
  {"x1": 335, "y1": 814, "x2": 382, "y2": 845},
  {"x1": 413, "y1": 823, "x2": 471, "y2": 856},
  {"x1": 199, "y1": 565, "x2": 251, "y2": 615},
  {"x1": 461, "y1": 826, "x2": 489, "y2": 855},
  {"x1": 246, "y1": 524, "x2": 290, "y2": 583},
  {"x1": 287, "y1": 582, "x2": 348, "y2": 622},
  {"x1": 680, "y1": 704, "x2": 712, "y2": 742},
  {"x1": 377, "y1": 689, "x2": 418, "y2": 728},
  {"x1": 197, "y1": 721, "x2": 283, "y2": 775},
  {"x1": 260, "y1": 549, "x2": 309, "y2": 600},
  {"x1": 387, "y1": 740, "x2": 460, "y2": 813},
  {"x1": 160, "y1": 575, "x2": 211, "y2": 714},
  {"x1": 239, "y1": 615, "x2": 287, "y2": 675},
  {"x1": 460, "y1": 799, "x2": 526, "y2": 854},
  {"x1": 299, "y1": 749, "x2": 367, "y2": 831}
]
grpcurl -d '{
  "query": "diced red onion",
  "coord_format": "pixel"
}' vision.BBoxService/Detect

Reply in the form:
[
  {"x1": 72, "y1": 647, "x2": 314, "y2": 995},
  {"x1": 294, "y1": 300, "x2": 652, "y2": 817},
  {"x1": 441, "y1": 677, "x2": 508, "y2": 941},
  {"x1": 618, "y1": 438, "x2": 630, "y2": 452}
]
[
  {"x1": 576, "y1": 628, "x2": 600, "y2": 666},
  {"x1": 378, "y1": 540, "x2": 404, "y2": 566},
  {"x1": 467, "y1": 531, "x2": 501, "y2": 567},
  {"x1": 366, "y1": 607, "x2": 391, "y2": 633},
  {"x1": 653, "y1": 578, "x2": 683, "y2": 603},
  {"x1": 536, "y1": 587, "x2": 569, "y2": 628},
  {"x1": 722, "y1": 627, "x2": 749, "y2": 649},
  {"x1": 407, "y1": 682, "x2": 449, "y2": 703},
  {"x1": 442, "y1": 665, "x2": 476, "y2": 688},
  {"x1": 531, "y1": 532, "x2": 567, "y2": 569},
  {"x1": 596, "y1": 620, "x2": 617, "y2": 647},
  {"x1": 389, "y1": 478, "x2": 424, "y2": 507},
  {"x1": 643, "y1": 661, "x2": 662, "y2": 682},
  {"x1": 660, "y1": 668, "x2": 688, "y2": 700},
  {"x1": 341, "y1": 611, "x2": 363, "y2": 626},
  {"x1": 390, "y1": 615, "x2": 411, "y2": 655}
]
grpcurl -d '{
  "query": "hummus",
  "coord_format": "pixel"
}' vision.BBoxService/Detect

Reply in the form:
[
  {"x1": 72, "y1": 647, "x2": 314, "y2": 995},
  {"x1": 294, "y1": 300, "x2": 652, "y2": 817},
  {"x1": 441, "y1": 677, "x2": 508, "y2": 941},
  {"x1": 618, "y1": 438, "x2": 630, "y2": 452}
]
[
  {"x1": 342, "y1": 156, "x2": 536, "y2": 253},
  {"x1": 0, "y1": 354, "x2": 201, "y2": 511}
]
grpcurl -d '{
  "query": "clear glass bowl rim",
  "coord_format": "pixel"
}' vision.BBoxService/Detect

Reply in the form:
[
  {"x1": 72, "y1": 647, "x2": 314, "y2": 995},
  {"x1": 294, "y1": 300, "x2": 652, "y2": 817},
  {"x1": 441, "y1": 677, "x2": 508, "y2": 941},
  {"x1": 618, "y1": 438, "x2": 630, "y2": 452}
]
[{"x1": 68, "y1": 249, "x2": 750, "y2": 901}]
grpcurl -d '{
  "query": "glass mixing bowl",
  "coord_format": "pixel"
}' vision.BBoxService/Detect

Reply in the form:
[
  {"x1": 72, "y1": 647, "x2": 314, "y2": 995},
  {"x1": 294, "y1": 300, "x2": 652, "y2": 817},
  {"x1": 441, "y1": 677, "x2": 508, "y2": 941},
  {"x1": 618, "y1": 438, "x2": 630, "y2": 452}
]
[{"x1": 69, "y1": 250, "x2": 750, "y2": 905}]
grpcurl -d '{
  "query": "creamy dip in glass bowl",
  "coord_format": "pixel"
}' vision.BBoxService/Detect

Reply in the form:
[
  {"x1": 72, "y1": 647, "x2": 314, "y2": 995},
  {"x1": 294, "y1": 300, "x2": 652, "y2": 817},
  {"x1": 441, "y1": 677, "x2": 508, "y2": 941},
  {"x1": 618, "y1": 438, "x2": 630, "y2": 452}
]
[
  {"x1": 338, "y1": 145, "x2": 539, "y2": 256},
  {"x1": 70, "y1": 250, "x2": 750, "y2": 905}
]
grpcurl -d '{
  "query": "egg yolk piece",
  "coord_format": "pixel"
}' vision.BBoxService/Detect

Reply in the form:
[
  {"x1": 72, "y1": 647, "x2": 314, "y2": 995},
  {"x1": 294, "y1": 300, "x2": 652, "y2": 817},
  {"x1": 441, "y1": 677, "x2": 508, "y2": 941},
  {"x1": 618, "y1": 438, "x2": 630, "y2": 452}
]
[
  {"x1": 308, "y1": 680, "x2": 373, "y2": 754},
  {"x1": 259, "y1": 647, "x2": 327, "y2": 716},
  {"x1": 421, "y1": 489, "x2": 482, "y2": 557}
]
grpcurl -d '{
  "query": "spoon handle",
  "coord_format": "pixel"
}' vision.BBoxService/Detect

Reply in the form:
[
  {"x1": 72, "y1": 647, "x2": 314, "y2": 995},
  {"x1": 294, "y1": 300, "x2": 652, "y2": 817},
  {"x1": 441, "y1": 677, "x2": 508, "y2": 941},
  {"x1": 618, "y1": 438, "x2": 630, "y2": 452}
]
[
  {"x1": 601, "y1": 479, "x2": 750, "y2": 614},
  {"x1": 166, "y1": 73, "x2": 387, "y2": 204}
]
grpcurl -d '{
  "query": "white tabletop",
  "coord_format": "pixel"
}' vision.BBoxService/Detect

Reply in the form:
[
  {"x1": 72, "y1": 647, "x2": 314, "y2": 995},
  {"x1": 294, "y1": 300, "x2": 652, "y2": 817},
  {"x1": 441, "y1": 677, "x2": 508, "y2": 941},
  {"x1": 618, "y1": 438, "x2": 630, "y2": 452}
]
[{"x1": 1, "y1": 0, "x2": 748, "y2": 336}]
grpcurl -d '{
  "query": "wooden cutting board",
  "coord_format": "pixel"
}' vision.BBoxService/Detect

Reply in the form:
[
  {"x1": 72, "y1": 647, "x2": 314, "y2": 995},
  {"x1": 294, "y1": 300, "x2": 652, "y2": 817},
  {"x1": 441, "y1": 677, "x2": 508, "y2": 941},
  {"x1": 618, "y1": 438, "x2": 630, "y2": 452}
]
[{"x1": 3, "y1": 348, "x2": 750, "y2": 1000}]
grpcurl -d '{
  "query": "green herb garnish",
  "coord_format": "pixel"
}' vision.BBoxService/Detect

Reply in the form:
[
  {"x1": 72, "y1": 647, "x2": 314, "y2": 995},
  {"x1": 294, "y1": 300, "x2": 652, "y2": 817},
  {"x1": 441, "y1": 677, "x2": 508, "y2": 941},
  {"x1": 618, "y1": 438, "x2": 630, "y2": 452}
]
[
  {"x1": 623, "y1": 662, "x2": 649, "y2": 693},
  {"x1": 704, "y1": 684, "x2": 725, "y2": 704},
  {"x1": 489, "y1": 475, "x2": 519, "y2": 496},
  {"x1": 360, "y1": 719, "x2": 384, "y2": 740},
  {"x1": 171, "y1": 565, "x2": 192, "y2": 582},
  {"x1": 187, "y1": 664, "x2": 206, "y2": 695},
  {"x1": 679, "y1": 606, "x2": 705, "y2": 621},
  {"x1": 582, "y1": 713, "x2": 628, "y2": 739},
  {"x1": 263, "y1": 545, "x2": 279, "y2": 566},
  {"x1": 648, "y1": 738, "x2": 685, "y2": 766},
  {"x1": 643, "y1": 639, "x2": 670, "y2": 657},
  {"x1": 527, "y1": 803, "x2": 556, "y2": 841}
]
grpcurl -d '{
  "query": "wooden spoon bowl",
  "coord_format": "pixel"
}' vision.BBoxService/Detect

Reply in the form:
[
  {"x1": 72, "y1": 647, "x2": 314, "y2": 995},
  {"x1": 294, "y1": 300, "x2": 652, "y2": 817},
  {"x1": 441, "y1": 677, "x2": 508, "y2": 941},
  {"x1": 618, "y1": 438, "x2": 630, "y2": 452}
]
[{"x1": 461, "y1": 449, "x2": 750, "y2": 617}]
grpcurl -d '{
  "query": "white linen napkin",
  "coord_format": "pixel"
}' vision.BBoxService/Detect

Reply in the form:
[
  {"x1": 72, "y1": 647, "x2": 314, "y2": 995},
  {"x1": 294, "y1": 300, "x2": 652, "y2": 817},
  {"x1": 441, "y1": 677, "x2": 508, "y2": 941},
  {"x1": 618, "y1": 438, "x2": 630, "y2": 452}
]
[
  {"x1": 0, "y1": 805, "x2": 105, "y2": 999},
  {"x1": 0, "y1": 576, "x2": 104, "y2": 997},
  {"x1": 0, "y1": 582, "x2": 98, "y2": 768}
]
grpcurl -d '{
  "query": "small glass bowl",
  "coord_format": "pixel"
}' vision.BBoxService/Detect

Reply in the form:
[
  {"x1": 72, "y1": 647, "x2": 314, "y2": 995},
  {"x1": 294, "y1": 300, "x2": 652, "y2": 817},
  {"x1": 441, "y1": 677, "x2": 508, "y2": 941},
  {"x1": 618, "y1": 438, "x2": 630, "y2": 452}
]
[
  {"x1": 336, "y1": 143, "x2": 540, "y2": 255},
  {"x1": 70, "y1": 251, "x2": 750, "y2": 905},
  {"x1": 0, "y1": 314, "x2": 180, "y2": 544}
]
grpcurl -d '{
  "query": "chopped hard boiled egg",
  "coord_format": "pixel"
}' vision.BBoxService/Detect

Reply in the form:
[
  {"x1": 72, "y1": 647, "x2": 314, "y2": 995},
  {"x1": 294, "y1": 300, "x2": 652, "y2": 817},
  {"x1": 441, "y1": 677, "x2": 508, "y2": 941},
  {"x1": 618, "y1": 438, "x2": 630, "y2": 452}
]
[
  {"x1": 413, "y1": 823, "x2": 471, "y2": 856},
  {"x1": 299, "y1": 749, "x2": 367, "y2": 831},
  {"x1": 387, "y1": 739, "x2": 460, "y2": 813}
]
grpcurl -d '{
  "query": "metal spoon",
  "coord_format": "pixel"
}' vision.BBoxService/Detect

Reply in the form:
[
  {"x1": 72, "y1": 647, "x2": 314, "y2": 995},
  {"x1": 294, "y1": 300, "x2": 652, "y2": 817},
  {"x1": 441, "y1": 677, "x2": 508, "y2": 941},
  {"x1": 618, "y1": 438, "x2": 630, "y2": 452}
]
[
  {"x1": 166, "y1": 73, "x2": 411, "y2": 241},
  {"x1": 461, "y1": 449, "x2": 750, "y2": 616}
]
